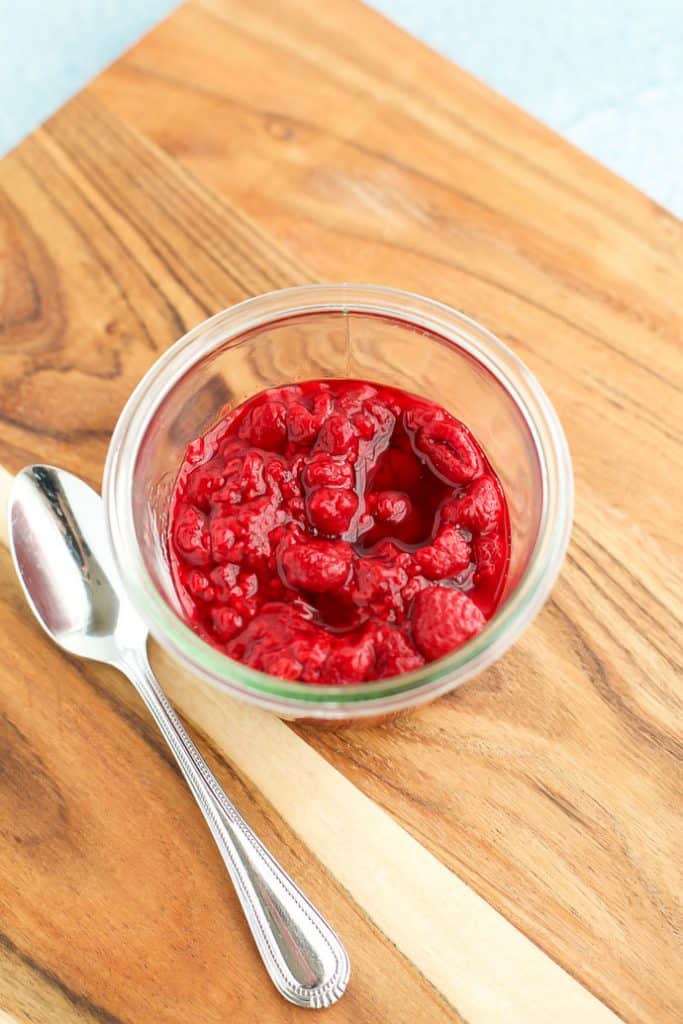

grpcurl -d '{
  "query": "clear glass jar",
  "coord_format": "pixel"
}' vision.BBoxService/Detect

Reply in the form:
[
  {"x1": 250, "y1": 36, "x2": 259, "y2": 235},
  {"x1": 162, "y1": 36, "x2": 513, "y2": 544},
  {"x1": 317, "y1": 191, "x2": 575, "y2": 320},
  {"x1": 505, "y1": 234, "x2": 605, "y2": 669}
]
[{"x1": 103, "y1": 284, "x2": 573, "y2": 723}]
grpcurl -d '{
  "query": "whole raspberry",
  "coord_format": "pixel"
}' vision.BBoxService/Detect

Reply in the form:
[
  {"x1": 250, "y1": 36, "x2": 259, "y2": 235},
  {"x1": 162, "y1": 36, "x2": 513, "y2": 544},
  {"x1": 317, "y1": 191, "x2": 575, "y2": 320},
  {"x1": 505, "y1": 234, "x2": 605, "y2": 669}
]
[
  {"x1": 240, "y1": 400, "x2": 287, "y2": 451},
  {"x1": 323, "y1": 638, "x2": 375, "y2": 684},
  {"x1": 173, "y1": 505, "x2": 212, "y2": 566},
  {"x1": 412, "y1": 416, "x2": 482, "y2": 484},
  {"x1": 353, "y1": 558, "x2": 409, "y2": 615},
  {"x1": 287, "y1": 392, "x2": 333, "y2": 445},
  {"x1": 279, "y1": 539, "x2": 353, "y2": 593},
  {"x1": 184, "y1": 462, "x2": 228, "y2": 511},
  {"x1": 440, "y1": 475, "x2": 503, "y2": 533},
  {"x1": 411, "y1": 586, "x2": 485, "y2": 660},
  {"x1": 369, "y1": 624, "x2": 424, "y2": 676},
  {"x1": 211, "y1": 606, "x2": 244, "y2": 640},
  {"x1": 307, "y1": 487, "x2": 359, "y2": 536},
  {"x1": 371, "y1": 490, "x2": 412, "y2": 525},
  {"x1": 473, "y1": 532, "x2": 507, "y2": 583},
  {"x1": 316, "y1": 413, "x2": 358, "y2": 456},
  {"x1": 414, "y1": 526, "x2": 471, "y2": 580},
  {"x1": 302, "y1": 453, "x2": 355, "y2": 490}
]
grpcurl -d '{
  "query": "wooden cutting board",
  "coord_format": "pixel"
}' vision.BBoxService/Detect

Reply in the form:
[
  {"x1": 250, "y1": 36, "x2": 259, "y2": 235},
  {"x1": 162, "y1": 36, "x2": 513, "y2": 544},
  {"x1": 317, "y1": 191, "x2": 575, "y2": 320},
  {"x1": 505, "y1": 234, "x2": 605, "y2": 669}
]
[{"x1": 0, "y1": 1, "x2": 681, "y2": 1022}]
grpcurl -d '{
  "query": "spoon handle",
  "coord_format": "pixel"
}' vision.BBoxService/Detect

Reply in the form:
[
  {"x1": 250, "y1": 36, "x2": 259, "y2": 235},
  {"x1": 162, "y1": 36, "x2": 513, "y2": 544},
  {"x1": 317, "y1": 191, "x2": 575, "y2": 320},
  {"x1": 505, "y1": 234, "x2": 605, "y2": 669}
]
[{"x1": 121, "y1": 648, "x2": 349, "y2": 1009}]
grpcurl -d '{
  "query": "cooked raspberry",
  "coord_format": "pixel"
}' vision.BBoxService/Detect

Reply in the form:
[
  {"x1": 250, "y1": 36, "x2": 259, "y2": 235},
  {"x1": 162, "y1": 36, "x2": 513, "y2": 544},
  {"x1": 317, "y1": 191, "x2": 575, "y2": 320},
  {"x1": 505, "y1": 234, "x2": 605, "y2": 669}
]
[
  {"x1": 239, "y1": 400, "x2": 287, "y2": 451},
  {"x1": 287, "y1": 392, "x2": 332, "y2": 444},
  {"x1": 316, "y1": 413, "x2": 358, "y2": 455},
  {"x1": 363, "y1": 397, "x2": 396, "y2": 436},
  {"x1": 473, "y1": 532, "x2": 507, "y2": 583},
  {"x1": 302, "y1": 453, "x2": 355, "y2": 490},
  {"x1": 353, "y1": 558, "x2": 409, "y2": 618},
  {"x1": 370, "y1": 490, "x2": 412, "y2": 525},
  {"x1": 225, "y1": 591, "x2": 259, "y2": 624},
  {"x1": 335, "y1": 382, "x2": 377, "y2": 411},
  {"x1": 186, "y1": 570, "x2": 215, "y2": 603},
  {"x1": 352, "y1": 412, "x2": 377, "y2": 440},
  {"x1": 264, "y1": 457, "x2": 300, "y2": 503},
  {"x1": 306, "y1": 487, "x2": 359, "y2": 536},
  {"x1": 262, "y1": 654, "x2": 303, "y2": 679},
  {"x1": 412, "y1": 587, "x2": 485, "y2": 660},
  {"x1": 184, "y1": 463, "x2": 228, "y2": 510},
  {"x1": 287, "y1": 403, "x2": 317, "y2": 444},
  {"x1": 210, "y1": 501, "x2": 282, "y2": 566},
  {"x1": 226, "y1": 605, "x2": 332, "y2": 682},
  {"x1": 412, "y1": 417, "x2": 483, "y2": 484},
  {"x1": 401, "y1": 576, "x2": 428, "y2": 604},
  {"x1": 414, "y1": 526, "x2": 471, "y2": 580},
  {"x1": 211, "y1": 451, "x2": 268, "y2": 506},
  {"x1": 403, "y1": 404, "x2": 442, "y2": 432},
  {"x1": 323, "y1": 638, "x2": 375, "y2": 683},
  {"x1": 279, "y1": 539, "x2": 353, "y2": 593},
  {"x1": 208, "y1": 516, "x2": 237, "y2": 564},
  {"x1": 208, "y1": 563, "x2": 239, "y2": 601},
  {"x1": 169, "y1": 379, "x2": 509, "y2": 683},
  {"x1": 290, "y1": 638, "x2": 331, "y2": 681},
  {"x1": 441, "y1": 475, "x2": 504, "y2": 533},
  {"x1": 173, "y1": 505, "x2": 212, "y2": 566},
  {"x1": 211, "y1": 606, "x2": 244, "y2": 640},
  {"x1": 370, "y1": 624, "x2": 424, "y2": 676},
  {"x1": 354, "y1": 557, "x2": 408, "y2": 600},
  {"x1": 370, "y1": 539, "x2": 407, "y2": 562},
  {"x1": 236, "y1": 451, "x2": 267, "y2": 499}
]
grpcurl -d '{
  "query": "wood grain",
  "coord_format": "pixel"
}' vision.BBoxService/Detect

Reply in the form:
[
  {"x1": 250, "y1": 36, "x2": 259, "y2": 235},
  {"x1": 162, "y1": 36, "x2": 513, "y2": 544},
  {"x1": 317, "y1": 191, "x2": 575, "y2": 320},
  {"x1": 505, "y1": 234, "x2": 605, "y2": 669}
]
[
  {"x1": 0, "y1": 549, "x2": 462, "y2": 1024},
  {"x1": 0, "y1": 473, "x2": 618, "y2": 1024},
  {"x1": 92, "y1": 0, "x2": 683, "y2": 549},
  {"x1": 0, "y1": 1, "x2": 681, "y2": 1022}
]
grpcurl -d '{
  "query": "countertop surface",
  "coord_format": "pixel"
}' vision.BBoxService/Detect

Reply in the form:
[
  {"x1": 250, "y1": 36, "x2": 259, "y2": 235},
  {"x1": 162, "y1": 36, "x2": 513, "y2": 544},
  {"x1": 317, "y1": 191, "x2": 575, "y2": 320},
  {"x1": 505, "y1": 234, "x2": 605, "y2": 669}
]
[
  {"x1": 0, "y1": 2, "x2": 681, "y2": 1022},
  {"x1": 2, "y1": 0, "x2": 682, "y2": 216}
]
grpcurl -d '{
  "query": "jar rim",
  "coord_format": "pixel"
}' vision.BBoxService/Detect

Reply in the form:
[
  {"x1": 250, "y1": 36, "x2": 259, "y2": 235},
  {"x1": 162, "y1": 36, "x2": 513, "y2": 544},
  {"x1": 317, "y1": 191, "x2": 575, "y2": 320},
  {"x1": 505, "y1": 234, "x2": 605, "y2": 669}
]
[{"x1": 103, "y1": 283, "x2": 573, "y2": 718}]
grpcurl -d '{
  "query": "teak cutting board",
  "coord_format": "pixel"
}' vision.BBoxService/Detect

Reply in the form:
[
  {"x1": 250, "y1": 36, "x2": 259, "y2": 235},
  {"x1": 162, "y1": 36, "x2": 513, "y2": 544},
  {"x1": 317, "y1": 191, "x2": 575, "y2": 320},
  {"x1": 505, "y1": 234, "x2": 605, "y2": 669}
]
[{"x1": 0, "y1": 1, "x2": 681, "y2": 1021}]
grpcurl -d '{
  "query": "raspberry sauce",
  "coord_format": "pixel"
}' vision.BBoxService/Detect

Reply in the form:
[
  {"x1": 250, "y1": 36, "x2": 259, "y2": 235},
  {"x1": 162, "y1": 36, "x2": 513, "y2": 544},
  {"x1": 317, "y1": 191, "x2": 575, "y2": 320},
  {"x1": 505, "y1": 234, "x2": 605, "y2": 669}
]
[{"x1": 167, "y1": 380, "x2": 510, "y2": 683}]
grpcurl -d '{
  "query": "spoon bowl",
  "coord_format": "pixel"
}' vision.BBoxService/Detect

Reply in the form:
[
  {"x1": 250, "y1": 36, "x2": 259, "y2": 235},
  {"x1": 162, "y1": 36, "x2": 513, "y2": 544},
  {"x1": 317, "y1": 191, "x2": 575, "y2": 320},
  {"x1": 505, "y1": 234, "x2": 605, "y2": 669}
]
[{"x1": 9, "y1": 465, "x2": 145, "y2": 664}]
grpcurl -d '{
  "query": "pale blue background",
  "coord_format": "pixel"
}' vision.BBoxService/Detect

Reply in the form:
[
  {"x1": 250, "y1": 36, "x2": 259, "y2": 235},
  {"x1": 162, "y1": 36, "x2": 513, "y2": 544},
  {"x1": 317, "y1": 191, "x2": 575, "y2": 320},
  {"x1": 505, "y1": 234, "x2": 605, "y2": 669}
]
[{"x1": 1, "y1": 1, "x2": 681, "y2": 216}]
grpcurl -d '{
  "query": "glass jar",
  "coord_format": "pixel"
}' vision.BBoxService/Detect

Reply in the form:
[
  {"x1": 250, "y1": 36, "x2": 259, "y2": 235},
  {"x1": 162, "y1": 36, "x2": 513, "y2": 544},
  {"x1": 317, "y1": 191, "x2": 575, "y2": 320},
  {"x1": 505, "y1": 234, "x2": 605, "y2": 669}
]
[{"x1": 103, "y1": 284, "x2": 573, "y2": 723}]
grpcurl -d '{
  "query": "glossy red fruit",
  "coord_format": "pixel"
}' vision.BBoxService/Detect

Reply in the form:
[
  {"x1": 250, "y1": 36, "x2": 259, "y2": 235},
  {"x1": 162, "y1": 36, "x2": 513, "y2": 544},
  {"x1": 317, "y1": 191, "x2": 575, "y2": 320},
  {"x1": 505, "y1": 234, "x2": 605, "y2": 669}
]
[
  {"x1": 306, "y1": 487, "x2": 359, "y2": 536},
  {"x1": 279, "y1": 539, "x2": 353, "y2": 593},
  {"x1": 412, "y1": 586, "x2": 485, "y2": 660},
  {"x1": 353, "y1": 557, "x2": 409, "y2": 616},
  {"x1": 412, "y1": 416, "x2": 483, "y2": 484},
  {"x1": 240, "y1": 400, "x2": 287, "y2": 451},
  {"x1": 210, "y1": 606, "x2": 244, "y2": 640},
  {"x1": 168, "y1": 379, "x2": 509, "y2": 683},
  {"x1": 370, "y1": 624, "x2": 424, "y2": 676},
  {"x1": 173, "y1": 505, "x2": 212, "y2": 566},
  {"x1": 414, "y1": 526, "x2": 471, "y2": 580},
  {"x1": 316, "y1": 413, "x2": 358, "y2": 456},
  {"x1": 302, "y1": 453, "x2": 355, "y2": 489},
  {"x1": 441, "y1": 475, "x2": 503, "y2": 533},
  {"x1": 323, "y1": 638, "x2": 375, "y2": 684},
  {"x1": 473, "y1": 532, "x2": 507, "y2": 583},
  {"x1": 371, "y1": 491, "x2": 412, "y2": 525}
]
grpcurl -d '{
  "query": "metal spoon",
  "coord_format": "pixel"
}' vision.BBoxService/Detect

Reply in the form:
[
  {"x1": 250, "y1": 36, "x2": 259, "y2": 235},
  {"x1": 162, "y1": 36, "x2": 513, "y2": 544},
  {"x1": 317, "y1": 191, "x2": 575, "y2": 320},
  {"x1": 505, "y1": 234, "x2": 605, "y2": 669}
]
[{"x1": 8, "y1": 465, "x2": 349, "y2": 1009}]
